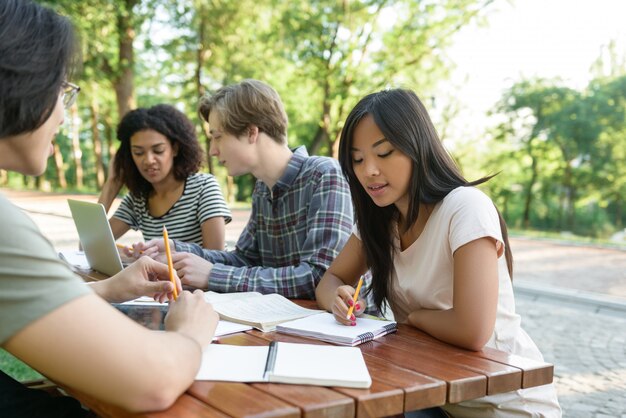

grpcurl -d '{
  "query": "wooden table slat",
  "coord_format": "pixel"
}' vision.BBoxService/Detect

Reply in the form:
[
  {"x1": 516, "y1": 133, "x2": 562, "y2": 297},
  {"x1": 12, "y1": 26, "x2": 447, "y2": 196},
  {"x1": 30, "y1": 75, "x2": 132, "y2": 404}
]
[
  {"x1": 188, "y1": 382, "x2": 300, "y2": 418},
  {"x1": 251, "y1": 383, "x2": 355, "y2": 418},
  {"x1": 66, "y1": 390, "x2": 226, "y2": 418},
  {"x1": 389, "y1": 328, "x2": 522, "y2": 395},
  {"x1": 358, "y1": 340, "x2": 486, "y2": 403},
  {"x1": 395, "y1": 325, "x2": 554, "y2": 389}
]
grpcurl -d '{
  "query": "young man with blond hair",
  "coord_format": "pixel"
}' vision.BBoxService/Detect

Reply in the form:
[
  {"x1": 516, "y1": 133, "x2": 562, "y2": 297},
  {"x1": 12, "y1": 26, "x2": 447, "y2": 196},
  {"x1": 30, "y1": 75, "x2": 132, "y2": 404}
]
[{"x1": 140, "y1": 79, "x2": 353, "y2": 299}]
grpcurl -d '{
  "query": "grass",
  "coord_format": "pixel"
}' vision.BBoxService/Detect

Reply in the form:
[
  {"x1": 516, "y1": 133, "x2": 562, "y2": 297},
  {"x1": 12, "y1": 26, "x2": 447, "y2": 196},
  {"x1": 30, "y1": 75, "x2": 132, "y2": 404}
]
[{"x1": 0, "y1": 349, "x2": 42, "y2": 382}]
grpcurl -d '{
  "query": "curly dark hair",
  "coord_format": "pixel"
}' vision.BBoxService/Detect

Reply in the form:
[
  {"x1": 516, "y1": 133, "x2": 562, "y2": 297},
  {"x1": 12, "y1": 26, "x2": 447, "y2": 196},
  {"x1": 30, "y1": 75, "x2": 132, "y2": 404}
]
[
  {"x1": 0, "y1": 0, "x2": 77, "y2": 138},
  {"x1": 114, "y1": 104, "x2": 203, "y2": 197}
]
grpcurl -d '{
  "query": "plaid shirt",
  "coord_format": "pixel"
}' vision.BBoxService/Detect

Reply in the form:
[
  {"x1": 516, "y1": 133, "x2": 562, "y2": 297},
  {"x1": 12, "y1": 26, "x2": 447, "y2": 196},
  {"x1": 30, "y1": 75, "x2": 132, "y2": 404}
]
[{"x1": 175, "y1": 147, "x2": 353, "y2": 299}]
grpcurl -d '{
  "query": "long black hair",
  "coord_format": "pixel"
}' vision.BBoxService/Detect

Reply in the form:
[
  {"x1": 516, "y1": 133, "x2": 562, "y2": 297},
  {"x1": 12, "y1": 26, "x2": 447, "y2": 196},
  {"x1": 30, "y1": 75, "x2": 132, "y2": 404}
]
[
  {"x1": 338, "y1": 89, "x2": 513, "y2": 314},
  {"x1": 0, "y1": 0, "x2": 77, "y2": 138}
]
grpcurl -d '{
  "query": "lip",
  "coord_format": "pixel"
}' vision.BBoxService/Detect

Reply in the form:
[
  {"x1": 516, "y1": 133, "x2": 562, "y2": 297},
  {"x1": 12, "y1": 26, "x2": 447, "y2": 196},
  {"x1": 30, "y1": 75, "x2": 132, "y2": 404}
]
[
  {"x1": 366, "y1": 183, "x2": 388, "y2": 197},
  {"x1": 144, "y1": 168, "x2": 159, "y2": 177}
]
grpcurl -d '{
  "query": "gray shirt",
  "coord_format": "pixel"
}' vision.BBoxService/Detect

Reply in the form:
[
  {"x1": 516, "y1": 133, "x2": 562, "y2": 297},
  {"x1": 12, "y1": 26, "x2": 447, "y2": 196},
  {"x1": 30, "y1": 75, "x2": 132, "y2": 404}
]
[{"x1": 0, "y1": 194, "x2": 91, "y2": 345}]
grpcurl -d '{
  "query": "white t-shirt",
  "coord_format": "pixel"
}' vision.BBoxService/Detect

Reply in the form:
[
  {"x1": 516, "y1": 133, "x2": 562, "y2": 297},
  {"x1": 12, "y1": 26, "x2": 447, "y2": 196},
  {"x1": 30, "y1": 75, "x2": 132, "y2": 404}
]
[{"x1": 355, "y1": 187, "x2": 561, "y2": 417}]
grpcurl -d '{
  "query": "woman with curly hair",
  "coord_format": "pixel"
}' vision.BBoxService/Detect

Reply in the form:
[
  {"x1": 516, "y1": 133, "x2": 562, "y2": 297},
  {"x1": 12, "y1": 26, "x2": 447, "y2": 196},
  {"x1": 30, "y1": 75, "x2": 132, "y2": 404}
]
[{"x1": 99, "y1": 104, "x2": 231, "y2": 250}]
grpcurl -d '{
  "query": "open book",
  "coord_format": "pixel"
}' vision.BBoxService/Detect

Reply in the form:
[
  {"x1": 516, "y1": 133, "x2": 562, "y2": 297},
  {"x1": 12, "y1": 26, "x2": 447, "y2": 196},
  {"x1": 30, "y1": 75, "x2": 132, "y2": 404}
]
[
  {"x1": 197, "y1": 341, "x2": 371, "y2": 388},
  {"x1": 276, "y1": 312, "x2": 397, "y2": 346},
  {"x1": 204, "y1": 292, "x2": 323, "y2": 332}
]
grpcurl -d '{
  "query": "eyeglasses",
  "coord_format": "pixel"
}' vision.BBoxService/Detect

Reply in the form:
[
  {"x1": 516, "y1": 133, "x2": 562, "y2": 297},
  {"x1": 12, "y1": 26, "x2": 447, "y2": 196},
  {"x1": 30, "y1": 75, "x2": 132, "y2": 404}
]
[{"x1": 61, "y1": 81, "x2": 80, "y2": 109}]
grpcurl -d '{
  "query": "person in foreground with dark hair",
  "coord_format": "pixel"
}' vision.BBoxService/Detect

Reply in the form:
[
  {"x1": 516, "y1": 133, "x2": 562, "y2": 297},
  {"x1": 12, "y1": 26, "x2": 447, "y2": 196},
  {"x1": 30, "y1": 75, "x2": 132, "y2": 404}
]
[
  {"x1": 315, "y1": 89, "x2": 561, "y2": 417},
  {"x1": 98, "y1": 104, "x2": 231, "y2": 250},
  {"x1": 0, "y1": 1, "x2": 218, "y2": 416}
]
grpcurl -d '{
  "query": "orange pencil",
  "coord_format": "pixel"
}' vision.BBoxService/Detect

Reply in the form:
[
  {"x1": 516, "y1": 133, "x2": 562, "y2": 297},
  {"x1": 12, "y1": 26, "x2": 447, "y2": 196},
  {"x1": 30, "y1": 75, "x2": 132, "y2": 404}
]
[
  {"x1": 162, "y1": 226, "x2": 178, "y2": 300},
  {"x1": 345, "y1": 275, "x2": 364, "y2": 320}
]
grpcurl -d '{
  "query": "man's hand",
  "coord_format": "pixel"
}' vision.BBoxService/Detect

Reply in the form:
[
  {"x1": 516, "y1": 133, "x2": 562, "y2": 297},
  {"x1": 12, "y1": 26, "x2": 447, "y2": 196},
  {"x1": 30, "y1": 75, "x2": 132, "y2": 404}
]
[
  {"x1": 165, "y1": 289, "x2": 219, "y2": 348},
  {"x1": 89, "y1": 256, "x2": 182, "y2": 303},
  {"x1": 171, "y1": 252, "x2": 214, "y2": 290},
  {"x1": 131, "y1": 238, "x2": 173, "y2": 260}
]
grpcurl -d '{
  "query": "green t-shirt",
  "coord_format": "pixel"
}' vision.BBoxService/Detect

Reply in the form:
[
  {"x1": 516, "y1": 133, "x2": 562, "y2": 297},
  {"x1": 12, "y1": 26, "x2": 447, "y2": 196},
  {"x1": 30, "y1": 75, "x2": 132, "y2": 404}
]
[{"x1": 0, "y1": 194, "x2": 92, "y2": 345}]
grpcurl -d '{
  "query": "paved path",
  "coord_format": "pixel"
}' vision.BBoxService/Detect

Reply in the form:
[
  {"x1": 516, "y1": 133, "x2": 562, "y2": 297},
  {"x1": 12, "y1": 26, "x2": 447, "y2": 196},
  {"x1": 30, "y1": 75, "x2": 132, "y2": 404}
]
[{"x1": 3, "y1": 188, "x2": 626, "y2": 417}]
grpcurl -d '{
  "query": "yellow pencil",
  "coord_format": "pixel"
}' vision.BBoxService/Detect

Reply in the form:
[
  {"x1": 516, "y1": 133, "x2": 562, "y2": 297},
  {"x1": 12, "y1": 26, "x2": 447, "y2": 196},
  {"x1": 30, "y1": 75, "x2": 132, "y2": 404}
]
[
  {"x1": 346, "y1": 275, "x2": 364, "y2": 320},
  {"x1": 116, "y1": 243, "x2": 143, "y2": 254},
  {"x1": 162, "y1": 226, "x2": 178, "y2": 300}
]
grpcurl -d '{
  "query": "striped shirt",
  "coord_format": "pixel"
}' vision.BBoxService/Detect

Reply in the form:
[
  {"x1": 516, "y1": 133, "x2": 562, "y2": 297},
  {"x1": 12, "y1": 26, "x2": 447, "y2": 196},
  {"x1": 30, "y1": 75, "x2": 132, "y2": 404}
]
[
  {"x1": 175, "y1": 146, "x2": 353, "y2": 299},
  {"x1": 113, "y1": 173, "x2": 231, "y2": 246}
]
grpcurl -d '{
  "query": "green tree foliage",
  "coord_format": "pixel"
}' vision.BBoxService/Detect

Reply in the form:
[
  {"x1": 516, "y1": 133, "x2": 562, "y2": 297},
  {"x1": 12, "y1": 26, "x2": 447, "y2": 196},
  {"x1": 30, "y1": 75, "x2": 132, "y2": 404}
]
[{"x1": 487, "y1": 74, "x2": 626, "y2": 236}]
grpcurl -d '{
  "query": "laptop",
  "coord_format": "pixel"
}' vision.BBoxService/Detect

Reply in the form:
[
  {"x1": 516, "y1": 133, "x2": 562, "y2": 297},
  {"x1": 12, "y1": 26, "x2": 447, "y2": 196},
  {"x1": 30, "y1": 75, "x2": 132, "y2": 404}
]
[{"x1": 67, "y1": 199, "x2": 124, "y2": 276}]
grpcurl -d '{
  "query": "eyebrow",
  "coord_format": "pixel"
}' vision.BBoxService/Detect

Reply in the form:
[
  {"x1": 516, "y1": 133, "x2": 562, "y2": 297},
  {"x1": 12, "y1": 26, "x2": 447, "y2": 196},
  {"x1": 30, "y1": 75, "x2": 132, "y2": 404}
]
[
  {"x1": 351, "y1": 137, "x2": 388, "y2": 151},
  {"x1": 131, "y1": 143, "x2": 166, "y2": 149}
]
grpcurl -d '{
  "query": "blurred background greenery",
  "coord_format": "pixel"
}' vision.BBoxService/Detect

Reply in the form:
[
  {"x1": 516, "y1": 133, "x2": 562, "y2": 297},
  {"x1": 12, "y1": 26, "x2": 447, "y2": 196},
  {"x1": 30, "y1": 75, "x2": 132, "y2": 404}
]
[{"x1": 3, "y1": 0, "x2": 624, "y2": 241}]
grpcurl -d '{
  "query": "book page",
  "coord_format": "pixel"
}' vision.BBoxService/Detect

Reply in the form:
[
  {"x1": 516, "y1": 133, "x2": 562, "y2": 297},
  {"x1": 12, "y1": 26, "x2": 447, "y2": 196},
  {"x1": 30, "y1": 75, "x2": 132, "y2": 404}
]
[
  {"x1": 196, "y1": 344, "x2": 268, "y2": 382},
  {"x1": 215, "y1": 320, "x2": 253, "y2": 337},
  {"x1": 203, "y1": 291, "x2": 263, "y2": 304},
  {"x1": 271, "y1": 342, "x2": 371, "y2": 388},
  {"x1": 212, "y1": 293, "x2": 322, "y2": 330}
]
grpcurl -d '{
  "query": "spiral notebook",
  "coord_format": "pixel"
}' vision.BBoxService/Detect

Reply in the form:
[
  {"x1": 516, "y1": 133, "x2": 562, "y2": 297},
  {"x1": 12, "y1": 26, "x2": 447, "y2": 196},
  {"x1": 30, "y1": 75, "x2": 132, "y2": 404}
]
[
  {"x1": 276, "y1": 312, "x2": 397, "y2": 346},
  {"x1": 196, "y1": 341, "x2": 371, "y2": 388}
]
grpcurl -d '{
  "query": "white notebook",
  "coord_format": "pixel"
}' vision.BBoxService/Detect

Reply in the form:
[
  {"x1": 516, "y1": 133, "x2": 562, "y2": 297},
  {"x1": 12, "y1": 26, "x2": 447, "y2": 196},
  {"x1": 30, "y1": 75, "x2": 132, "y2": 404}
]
[
  {"x1": 196, "y1": 341, "x2": 372, "y2": 388},
  {"x1": 276, "y1": 312, "x2": 397, "y2": 346}
]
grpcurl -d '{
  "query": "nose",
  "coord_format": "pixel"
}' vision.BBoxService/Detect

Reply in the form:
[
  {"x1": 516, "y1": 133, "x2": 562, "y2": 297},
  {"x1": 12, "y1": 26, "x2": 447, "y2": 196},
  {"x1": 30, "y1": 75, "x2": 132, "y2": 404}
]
[
  {"x1": 363, "y1": 158, "x2": 379, "y2": 177},
  {"x1": 209, "y1": 140, "x2": 218, "y2": 156},
  {"x1": 145, "y1": 152, "x2": 156, "y2": 164}
]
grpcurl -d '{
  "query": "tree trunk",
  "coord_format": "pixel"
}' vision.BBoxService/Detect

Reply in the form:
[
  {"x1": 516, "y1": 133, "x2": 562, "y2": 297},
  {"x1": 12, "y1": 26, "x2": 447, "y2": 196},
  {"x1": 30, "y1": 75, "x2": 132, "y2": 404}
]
[
  {"x1": 69, "y1": 104, "x2": 83, "y2": 188},
  {"x1": 310, "y1": 77, "x2": 332, "y2": 156},
  {"x1": 195, "y1": 7, "x2": 214, "y2": 174},
  {"x1": 52, "y1": 142, "x2": 67, "y2": 189},
  {"x1": 615, "y1": 195, "x2": 623, "y2": 229},
  {"x1": 522, "y1": 154, "x2": 538, "y2": 229},
  {"x1": 113, "y1": 0, "x2": 137, "y2": 120},
  {"x1": 104, "y1": 115, "x2": 116, "y2": 166},
  {"x1": 90, "y1": 89, "x2": 106, "y2": 188},
  {"x1": 562, "y1": 164, "x2": 574, "y2": 230}
]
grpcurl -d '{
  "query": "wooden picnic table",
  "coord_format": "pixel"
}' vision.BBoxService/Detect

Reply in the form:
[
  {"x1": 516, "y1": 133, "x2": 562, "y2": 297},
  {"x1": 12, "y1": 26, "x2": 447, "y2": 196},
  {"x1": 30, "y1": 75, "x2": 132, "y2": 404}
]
[{"x1": 65, "y1": 269, "x2": 554, "y2": 417}]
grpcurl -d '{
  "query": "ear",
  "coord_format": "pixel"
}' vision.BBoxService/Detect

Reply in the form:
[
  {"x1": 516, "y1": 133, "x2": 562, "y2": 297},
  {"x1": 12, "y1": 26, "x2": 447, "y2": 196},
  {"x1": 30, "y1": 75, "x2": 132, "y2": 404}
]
[
  {"x1": 248, "y1": 125, "x2": 260, "y2": 144},
  {"x1": 173, "y1": 143, "x2": 179, "y2": 157}
]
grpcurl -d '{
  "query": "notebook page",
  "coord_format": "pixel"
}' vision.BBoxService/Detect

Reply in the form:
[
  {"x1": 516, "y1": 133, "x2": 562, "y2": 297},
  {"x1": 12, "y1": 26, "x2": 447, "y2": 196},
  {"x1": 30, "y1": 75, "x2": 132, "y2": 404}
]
[
  {"x1": 271, "y1": 342, "x2": 371, "y2": 388},
  {"x1": 196, "y1": 344, "x2": 268, "y2": 382},
  {"x1": 276, "y1": 312, "x2": 396, "y2": 344}
]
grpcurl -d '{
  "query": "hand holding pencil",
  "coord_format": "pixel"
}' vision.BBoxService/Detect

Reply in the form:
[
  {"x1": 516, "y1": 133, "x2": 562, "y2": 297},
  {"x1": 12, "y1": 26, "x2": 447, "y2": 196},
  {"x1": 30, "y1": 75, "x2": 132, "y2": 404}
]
[
  {"x1": 332, "y1": 275, "x2": 366, "y2": 326},
  {"x1": 162, "y1": 226, "x2": 179, "y2": 300}
]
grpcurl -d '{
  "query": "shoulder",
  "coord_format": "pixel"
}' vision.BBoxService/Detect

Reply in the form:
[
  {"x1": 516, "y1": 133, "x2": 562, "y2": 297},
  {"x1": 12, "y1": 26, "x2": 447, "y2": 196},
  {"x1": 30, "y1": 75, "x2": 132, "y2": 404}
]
[
  {"x1": 301, "y1": 155, "x2": 342, "y2": 175},
  {"x1": 188, "y1": 172, "x2": 215, "y2": 186},
  {"x1": 187, "y1": 173, "x2": 221, "y2": 192},
  {"x1": 0, "y1": 194, "x2": 34, "y2": 231},
  {"x1": 442, "y1": 186, "x2": 496, "y2": 213}
]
